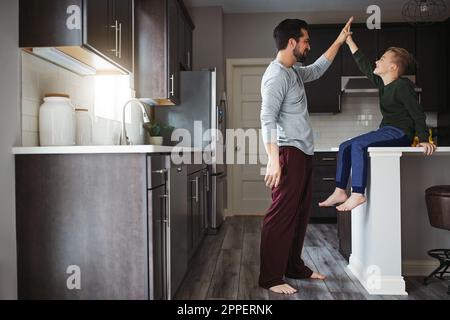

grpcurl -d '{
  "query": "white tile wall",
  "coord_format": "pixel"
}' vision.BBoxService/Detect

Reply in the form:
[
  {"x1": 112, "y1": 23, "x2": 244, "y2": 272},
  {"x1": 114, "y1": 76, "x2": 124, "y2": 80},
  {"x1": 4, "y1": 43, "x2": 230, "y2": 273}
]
[
  {"x1": 310, "y1": 95, "x2": 382, "y2": 149},
  {"x1": 310, "y1": 95, "x2": 437, "y2": 149},
  {"x1": 20, "y1": 51, "x2": 143, "y2": 146}
]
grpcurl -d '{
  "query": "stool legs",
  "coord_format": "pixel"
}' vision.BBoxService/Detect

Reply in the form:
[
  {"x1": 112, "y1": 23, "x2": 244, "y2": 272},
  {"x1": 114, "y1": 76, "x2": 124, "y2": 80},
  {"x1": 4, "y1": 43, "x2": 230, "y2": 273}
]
[{"x1": 423, "y1": 249, "x2": 450, "y2": 295}]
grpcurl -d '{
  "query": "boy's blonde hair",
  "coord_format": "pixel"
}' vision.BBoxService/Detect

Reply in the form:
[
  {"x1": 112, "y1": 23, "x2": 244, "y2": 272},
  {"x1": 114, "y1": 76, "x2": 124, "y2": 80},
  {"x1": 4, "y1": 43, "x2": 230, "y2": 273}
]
[{"x1": 386, "y1": 47, "x2": 415, "y2": 76}]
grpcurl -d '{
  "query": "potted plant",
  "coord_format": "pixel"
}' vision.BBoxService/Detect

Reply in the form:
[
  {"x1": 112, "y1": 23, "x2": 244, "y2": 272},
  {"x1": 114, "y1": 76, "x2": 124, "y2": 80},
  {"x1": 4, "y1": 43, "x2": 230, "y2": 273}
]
[{"x1": 143, "y1": 120, "x2": 174, "y2": 145}]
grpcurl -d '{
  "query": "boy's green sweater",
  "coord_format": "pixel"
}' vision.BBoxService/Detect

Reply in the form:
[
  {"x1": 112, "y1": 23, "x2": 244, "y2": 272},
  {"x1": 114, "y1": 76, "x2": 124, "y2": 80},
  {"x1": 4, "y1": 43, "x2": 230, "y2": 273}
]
[{"x1": 353, "y1": 50, "x2": 429, "y2": 143}]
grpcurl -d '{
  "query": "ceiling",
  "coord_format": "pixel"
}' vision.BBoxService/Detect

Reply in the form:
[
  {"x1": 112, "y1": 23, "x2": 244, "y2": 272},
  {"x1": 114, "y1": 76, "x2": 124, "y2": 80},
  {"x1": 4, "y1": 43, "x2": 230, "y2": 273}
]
[{"x1": 184, "y1": 0, "x2": 449, "y2": 14}]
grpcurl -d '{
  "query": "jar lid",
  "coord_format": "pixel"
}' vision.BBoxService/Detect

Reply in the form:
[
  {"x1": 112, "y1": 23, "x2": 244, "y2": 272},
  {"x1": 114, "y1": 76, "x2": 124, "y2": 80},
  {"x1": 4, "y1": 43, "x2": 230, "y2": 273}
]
[{"x1": 44, "y1": 93, "x2": 70, "y2": 98}]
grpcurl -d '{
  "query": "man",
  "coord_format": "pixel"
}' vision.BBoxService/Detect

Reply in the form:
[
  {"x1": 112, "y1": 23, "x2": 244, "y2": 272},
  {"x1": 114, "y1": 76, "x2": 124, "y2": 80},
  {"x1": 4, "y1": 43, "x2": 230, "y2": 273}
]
[{"x1": 259, "y1": 17, "x2": 353, "y2": 295}]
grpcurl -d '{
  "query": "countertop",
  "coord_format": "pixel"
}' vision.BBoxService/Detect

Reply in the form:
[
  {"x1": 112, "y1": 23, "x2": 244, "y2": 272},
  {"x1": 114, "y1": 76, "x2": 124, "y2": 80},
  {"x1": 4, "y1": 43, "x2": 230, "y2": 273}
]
[
  {"x1": 368, "y1": 146, "x2": 450, "y2": 155},
  {"x1": 12, "y1": 145, "x2": 204, "y2": 155},
  {"x1": 12, "y1": 145, "x2": 339, "y2": 155}
]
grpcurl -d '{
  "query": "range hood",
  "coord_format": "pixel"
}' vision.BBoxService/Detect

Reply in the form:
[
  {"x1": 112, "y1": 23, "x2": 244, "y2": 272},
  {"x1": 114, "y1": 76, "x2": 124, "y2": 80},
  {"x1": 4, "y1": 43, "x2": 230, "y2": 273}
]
[{"x1": 342, "y1": 76, "x2": 422, "y2": 94}]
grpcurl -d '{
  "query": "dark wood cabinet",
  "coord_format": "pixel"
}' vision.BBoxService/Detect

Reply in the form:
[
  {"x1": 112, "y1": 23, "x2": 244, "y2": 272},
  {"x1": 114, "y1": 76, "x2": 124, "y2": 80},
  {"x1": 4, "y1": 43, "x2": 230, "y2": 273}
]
[
  {"x1": 187, "y1": 165, "x2": 207, "y2": 261},
  {"x1": 20, "y1": 0, "x2": 83, "y2": 47},
  {"x1": 15, "y1": 154, "x2": 149, "y2": 299},
  {"x1": 84, "y1": 0, "x2": 110, "y2": 57},
  {"x1": 304, "y1": 26, "x2": 342, "y2": 113},
  {"x1": 15, "y1": 153, "x2": 189, "y2": 300},
  {"x1": 109, "y1": 0, "x2": 133, "y2": 71},
  {"x1": 342, "y1": 24, "x2": 378, "y2": 76},
  {"x1": 178, "y1": 11, "x2": 194, "y2": 71},
  {"x1": 416, "y1": 23, "x2": 447, "y2": 112},
  {"x1": 379, "y1": 24, "x2": 416, "y2": 75},
  {"x1": 168, "y1": 0, "x2": 180, "y2": 104},
  {"x1": 337, "y1": 211, "x2": 352, "y2": 261},
  {"x1": 135, "y1": 0, "x2": 194, "y2": 106},
  {"x1": 19, "y1": 0, "x2": 133, "y2": 73},
  {"x1": 311, "y1": 152, "x2": 338, "y2": 220},
  {"x1": 437, "y1": 18, "x2": 450, "y2": 146}
]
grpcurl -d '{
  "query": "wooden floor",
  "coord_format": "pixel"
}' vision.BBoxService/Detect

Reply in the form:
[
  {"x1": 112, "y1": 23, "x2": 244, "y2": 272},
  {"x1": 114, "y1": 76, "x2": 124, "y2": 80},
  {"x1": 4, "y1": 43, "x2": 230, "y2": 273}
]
[{"x1": 175, "y1": 216, "x2": 450, "y2": 300}]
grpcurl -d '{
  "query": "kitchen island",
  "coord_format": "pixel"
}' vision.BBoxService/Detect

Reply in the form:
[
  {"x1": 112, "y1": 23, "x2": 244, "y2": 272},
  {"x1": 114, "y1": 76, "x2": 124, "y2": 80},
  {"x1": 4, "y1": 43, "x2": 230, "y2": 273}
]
[
  {"x1": 12, "y1": 145, "x2": 205, "y2": 300},
  {"x1": 348, "y1": 147, "x2": 450, "y2": 295}
]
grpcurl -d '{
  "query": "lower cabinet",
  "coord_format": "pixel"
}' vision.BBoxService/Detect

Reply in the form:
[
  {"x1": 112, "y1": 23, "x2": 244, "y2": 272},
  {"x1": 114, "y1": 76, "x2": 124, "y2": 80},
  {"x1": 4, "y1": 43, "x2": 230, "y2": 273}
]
[
  {"x1": 187, "y1": 165, "x2": 208, "y2": 261},
  {"x1": 15, "y1": 153, "x2": 188, "y2": 300},
  {"x1": 311, "y1": 152, "x2": 338, "y2": 220},
  {"x1": 337, "y1": 211, "x2": 352, "y2": 262}
]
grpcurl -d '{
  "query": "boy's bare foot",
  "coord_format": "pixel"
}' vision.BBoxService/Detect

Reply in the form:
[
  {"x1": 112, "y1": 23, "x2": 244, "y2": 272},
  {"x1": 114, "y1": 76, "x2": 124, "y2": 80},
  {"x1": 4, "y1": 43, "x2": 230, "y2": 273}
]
[
  {"x1": 336, "y1": 193, "x2": 366, "y2": 211},
  {"x1": 269, "y1": 283, "x2": 298, "y2": 295},
  {"x1": 310, "y1": 271, "x2": 326, "y2": 280},
  {"x1": 318, "y1": 188, "x2": 348, "y2": 207}
]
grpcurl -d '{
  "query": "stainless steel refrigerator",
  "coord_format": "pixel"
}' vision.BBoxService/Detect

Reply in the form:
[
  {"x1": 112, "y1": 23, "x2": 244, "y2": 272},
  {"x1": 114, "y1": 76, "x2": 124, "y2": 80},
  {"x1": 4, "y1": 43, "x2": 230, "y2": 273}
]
[{"x1": 155, "y1": 69, "x2": 226, "y2": 233}]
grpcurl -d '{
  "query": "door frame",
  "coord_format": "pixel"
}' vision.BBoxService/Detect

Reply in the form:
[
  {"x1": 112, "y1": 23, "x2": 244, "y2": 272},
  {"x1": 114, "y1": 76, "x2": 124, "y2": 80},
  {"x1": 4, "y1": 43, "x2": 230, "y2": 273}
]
[{"x1": 225, "y1": 58, "x2": 272, "y2": 216}]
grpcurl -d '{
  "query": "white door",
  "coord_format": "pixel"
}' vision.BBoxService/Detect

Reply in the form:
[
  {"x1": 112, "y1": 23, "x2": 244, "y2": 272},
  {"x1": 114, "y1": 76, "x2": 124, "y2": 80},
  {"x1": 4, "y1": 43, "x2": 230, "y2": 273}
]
[{"x1": 229, "y1": 63, "x2": 272, "y2": 215}]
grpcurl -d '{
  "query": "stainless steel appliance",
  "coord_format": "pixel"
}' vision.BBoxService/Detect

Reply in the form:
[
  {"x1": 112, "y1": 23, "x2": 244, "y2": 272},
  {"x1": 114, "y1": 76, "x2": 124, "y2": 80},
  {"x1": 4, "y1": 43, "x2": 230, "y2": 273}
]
[
  {"x1": 156, "y1": 69, "x2": 227, "y2": 233},
  {"x1": 148, "y1": 156, "x2": 187, "y2": 300}
]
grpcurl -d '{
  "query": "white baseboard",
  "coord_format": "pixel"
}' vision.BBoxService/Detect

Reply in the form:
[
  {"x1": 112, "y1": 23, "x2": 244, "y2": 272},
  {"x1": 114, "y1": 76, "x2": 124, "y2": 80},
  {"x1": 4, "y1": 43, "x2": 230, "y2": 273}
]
[
  {"x1": 348, "y1": 254, "x2": 408, "y2": 295},
  {"x1": 402, "y1": 260, "x2": 439, "y2": 276}
]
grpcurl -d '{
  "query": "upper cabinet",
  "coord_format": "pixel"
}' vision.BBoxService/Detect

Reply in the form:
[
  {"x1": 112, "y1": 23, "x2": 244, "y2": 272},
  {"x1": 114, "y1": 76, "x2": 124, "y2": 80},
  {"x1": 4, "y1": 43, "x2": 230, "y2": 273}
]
[
  {"x1": 19, "y1": 0, "x2": 133, "y2": 74},
  {"x1": 379, "y1": 24, "x2": 416, "y2": 75},
  {"x1": 304, "y1": 25, "x2": 342, "y2": 113},
  {"x1": 416, "y1": 23, "x2": 447, "y2": 112},
  {"x1": 342, "y1": 24, "x2": 378, "y2": 76},
  {"x1": 135, "y1": 0, "x2": 194, "y2": 106},
  {"x1": 84, "y1": 0, "x2": 133, "y2": 72}
]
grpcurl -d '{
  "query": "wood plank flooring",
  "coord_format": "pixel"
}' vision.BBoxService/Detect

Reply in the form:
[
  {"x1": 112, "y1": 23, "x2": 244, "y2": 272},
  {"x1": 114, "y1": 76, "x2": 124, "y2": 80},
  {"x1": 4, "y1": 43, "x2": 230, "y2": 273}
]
[{"x1": 175, "y1": 217, "x2": 450, "y2": 300}]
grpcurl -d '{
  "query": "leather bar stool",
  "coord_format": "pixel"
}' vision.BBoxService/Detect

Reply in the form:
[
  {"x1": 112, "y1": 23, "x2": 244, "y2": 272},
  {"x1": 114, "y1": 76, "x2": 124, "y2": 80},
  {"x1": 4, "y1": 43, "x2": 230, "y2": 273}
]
[{"x1": 424, "y1": 185, "x2": 450, "y2": 295}]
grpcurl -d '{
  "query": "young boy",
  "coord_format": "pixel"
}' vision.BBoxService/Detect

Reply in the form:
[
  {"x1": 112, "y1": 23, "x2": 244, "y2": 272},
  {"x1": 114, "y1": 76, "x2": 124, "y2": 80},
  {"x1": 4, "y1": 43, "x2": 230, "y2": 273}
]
[{"x1": 319, "y1": 33, "x2": 436, "y2": 212}]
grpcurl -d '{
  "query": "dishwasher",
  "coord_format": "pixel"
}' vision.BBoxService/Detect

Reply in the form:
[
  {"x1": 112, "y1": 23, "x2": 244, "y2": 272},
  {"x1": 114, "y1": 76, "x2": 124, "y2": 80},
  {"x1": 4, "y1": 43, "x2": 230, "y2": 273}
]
[{"x1": 148, "y1": 155, "x2": 187, "y2": 300}]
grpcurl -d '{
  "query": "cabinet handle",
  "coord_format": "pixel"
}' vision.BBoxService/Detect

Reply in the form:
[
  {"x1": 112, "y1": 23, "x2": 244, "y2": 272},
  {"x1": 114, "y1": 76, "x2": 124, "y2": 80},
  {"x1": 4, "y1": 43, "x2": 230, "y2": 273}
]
[
  {"x1": 322, "y1": 177, "x2": 335, "y2": 181},
  {"x1": 118, "y1": 22, "x2": 122, "y2": 59},
  {"x1": 169, "y1": 74, "x2": 175, "y2": 96},
  {"x1": 190, "y1": 176, "x2": 199, "y2": 203},
  {"x1": 187, "y1": 51, "x2": 191, "y2": 69},
  {"x1": 159, "y1": 194, "x2": 169, "y2": 227},
  {"x1": 152, "y1": 169, "x2": 168, "y2": 174},
  {"x1": 322, "y1": 157, "x2": 336, "y2": 161},
  {"x1": 203, "y1": 170, "x2": 209, "y2": 192},
  {"x1": 111, "y1": 20, "x2": 118, "y2": 57}
]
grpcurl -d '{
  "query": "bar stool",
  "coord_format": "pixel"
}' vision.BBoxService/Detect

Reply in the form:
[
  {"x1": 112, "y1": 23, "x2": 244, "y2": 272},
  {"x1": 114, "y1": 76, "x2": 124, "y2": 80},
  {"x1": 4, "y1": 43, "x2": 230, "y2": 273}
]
[{"x1": 424, "y1": 185, "x2": 450, "y2": 295}]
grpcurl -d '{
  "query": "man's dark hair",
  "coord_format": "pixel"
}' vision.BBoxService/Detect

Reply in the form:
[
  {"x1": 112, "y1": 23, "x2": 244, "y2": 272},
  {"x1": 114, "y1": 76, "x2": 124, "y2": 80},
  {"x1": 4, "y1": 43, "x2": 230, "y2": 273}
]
[{"x1": 273, "y1": 19, "x2": 308, "y2": 51}]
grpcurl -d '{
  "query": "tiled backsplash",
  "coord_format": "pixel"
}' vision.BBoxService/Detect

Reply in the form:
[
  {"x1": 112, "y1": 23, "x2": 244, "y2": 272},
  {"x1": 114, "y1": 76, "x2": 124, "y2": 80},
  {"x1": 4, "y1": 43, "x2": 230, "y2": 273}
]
[
  {"x1": 310, "y1": 95, "x2": 437, "y2": 149},
  {"x1": 21, "y1": 51, "x2": 144, "y2": 146}
]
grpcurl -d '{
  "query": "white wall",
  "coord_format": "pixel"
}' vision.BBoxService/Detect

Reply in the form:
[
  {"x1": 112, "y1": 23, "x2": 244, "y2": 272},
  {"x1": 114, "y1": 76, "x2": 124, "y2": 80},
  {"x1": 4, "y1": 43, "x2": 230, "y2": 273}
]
[
  {"x1": 0, "y1": 0, "x2": 20, "y2": 299},
  {"x1": 189, "y1": 6, "x2": 225, "y2": 103}
]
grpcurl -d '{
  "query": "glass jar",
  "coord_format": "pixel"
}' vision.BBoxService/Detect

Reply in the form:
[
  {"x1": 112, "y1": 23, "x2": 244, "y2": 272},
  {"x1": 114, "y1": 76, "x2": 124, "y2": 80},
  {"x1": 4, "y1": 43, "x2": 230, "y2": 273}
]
[
  {"x1": 75, "y1": 108, "x2": 93, "y2": 145},
  {"x1": 39, "y1": 93, "x2": 75, "y2": 146}
]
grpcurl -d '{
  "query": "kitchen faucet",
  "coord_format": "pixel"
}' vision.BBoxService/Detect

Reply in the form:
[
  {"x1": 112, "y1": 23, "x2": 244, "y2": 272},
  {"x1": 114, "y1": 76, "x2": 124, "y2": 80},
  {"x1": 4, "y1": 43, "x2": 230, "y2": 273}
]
[{"x1": 120, "y1": 99, "x2": 152, "y2": 145}]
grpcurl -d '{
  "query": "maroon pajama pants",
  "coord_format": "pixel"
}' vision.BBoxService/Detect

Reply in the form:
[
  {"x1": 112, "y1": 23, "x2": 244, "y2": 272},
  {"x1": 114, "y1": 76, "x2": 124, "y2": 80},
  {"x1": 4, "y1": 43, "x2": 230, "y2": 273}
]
[{"x1": 259, "y1": 146, "x2": 313, "y2": 289}]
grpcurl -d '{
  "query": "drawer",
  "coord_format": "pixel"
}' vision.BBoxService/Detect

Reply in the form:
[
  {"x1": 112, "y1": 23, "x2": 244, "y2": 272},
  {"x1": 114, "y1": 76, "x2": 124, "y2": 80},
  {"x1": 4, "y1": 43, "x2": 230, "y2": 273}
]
[
  {"x1": 312, "y1": 166, "x2": 336, "y2": 192},
  {"x1": 313, "y1": 152, "x2": 337, "y2": 166},
  {"x1": 147, "y1": 155, "x2": 168, "y2": 189}
]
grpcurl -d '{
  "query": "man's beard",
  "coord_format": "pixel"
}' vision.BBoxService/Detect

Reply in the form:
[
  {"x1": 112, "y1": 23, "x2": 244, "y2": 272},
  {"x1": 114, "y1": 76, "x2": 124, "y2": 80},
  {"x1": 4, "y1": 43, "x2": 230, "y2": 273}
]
[{"x1": 294, "y1": 48, "x2": 308, "y2": 63}]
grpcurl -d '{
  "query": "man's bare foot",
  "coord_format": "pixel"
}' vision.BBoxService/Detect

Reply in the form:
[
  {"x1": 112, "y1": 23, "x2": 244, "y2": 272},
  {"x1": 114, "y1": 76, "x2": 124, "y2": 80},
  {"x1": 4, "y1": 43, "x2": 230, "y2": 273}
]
[
  {"x1": 318, "y1": 188, "x2": 348, "y2": 207},
  {"x1": 310, "y1": 271, "x2": 326, "y2": 280},
  {"x1": 336, "y1": 193, "x2": 366, "y2": 211},
  {"x1": 269, "y1": 283, "x2": 298, "y2": 295}
]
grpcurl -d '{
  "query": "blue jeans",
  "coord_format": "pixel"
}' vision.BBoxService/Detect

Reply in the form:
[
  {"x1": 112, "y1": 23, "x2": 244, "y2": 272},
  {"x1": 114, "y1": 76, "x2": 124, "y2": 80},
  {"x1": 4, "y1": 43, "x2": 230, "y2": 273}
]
[{"x1": 335, "y1": 126, "x2": 411, "y2": 194}]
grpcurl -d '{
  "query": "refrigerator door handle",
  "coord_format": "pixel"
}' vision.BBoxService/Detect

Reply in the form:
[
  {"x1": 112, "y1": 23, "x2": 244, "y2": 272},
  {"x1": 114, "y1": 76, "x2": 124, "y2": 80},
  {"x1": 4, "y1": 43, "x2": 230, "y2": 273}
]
[{"x1": 204, "y1": 170, "x2": 210, "y2": 192}]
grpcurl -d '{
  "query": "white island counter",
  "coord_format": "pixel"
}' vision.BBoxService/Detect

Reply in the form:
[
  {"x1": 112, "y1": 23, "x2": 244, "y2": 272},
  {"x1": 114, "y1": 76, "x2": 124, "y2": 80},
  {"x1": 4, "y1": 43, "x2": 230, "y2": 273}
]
[{"x1": 348, "y1": 147, "x2": 450, "y2": 295}]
